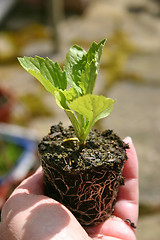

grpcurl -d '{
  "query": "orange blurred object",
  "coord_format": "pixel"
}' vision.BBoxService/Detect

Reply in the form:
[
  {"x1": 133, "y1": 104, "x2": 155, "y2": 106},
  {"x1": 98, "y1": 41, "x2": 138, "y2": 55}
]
[{"x1": 0, "y1": 87, "x2": 15, "y2": 123}]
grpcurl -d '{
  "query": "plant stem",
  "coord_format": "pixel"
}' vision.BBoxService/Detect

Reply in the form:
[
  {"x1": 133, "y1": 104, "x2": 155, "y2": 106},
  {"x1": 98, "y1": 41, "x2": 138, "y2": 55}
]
[{"x1": 65, "y1": 110, "x2": 82, "y2": 142}]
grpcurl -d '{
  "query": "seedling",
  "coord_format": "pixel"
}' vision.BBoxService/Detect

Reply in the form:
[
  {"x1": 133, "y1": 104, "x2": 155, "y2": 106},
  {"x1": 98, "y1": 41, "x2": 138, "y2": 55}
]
[
  {"x1": 18, "y1": 39, "x2": 115, "y2": 145},
  {"x1": 18, "y1": 39, "x2": 128, "y2": 226}
]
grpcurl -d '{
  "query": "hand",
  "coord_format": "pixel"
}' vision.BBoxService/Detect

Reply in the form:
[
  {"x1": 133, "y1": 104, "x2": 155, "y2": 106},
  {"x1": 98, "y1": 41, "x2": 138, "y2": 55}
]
[{"x1": 0, "y1": 137, "x2": 138, "y2": 240}]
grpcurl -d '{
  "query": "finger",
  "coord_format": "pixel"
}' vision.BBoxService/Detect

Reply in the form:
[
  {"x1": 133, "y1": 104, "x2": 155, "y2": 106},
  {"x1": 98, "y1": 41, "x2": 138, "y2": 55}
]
[
  {"x1": 12, "y1": 166, "x2": 44, "y2": 196},
  {"x1": 113, "y1": 137, "x2": 139, "y2": 224},
  {"x1": 122, "y1": 137, "x2": 138, "y2": 179},
  {"x1": 87, "y1": 216, "x2": 136, "y2": 240}
]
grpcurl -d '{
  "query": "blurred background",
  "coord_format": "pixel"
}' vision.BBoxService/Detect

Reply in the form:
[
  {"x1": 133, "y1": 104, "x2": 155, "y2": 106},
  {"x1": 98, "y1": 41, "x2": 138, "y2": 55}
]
[{"x1": 0, "y1": 0, "x2": 160, "y2": 238}]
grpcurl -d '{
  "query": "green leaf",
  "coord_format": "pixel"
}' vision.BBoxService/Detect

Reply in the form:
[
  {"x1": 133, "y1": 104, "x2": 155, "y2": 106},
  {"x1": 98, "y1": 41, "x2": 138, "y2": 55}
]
[
  {"x1": 80, "y1": 39, "x2": 106, "y2": 94},
  {"x1": 54, "y1": 90, "x2": 70, "y2": 110},
  {"x1": 63, "y1": 88, "x2": 79, "y2": 103},
  {"x1": 64, "y1": 39, "x2": 106, "y2": 95},
  {"x1": 64, "y1": 45, "x2": 86, "y2": 94},
  {"x1": 18, "y1": 56, "x2": 67, "y2": 94},
  {"x1": 70, "y1": 94, "x2": 115, "y2": 126}
]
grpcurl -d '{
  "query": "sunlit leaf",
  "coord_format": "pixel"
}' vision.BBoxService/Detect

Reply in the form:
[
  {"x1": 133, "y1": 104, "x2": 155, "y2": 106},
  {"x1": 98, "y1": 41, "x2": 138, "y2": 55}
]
[
  {"x1": 18, "y1": 56, "x2": 67, "y2": 94},
  {"x1": 70, "y1": 94, "x2": 115, "y2": 125},
  {"x1": 80, "y1": 39, "x2": 106, "y2": 94},
  {"x1": 64, "y1": 45, "x2": 86, "y2": 94}
]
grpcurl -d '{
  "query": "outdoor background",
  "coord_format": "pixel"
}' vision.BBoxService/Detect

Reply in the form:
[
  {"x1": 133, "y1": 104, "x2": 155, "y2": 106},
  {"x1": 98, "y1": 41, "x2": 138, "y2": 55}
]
[{"x1": 0, "y1": 0, "x2": 160, "y2": 239}]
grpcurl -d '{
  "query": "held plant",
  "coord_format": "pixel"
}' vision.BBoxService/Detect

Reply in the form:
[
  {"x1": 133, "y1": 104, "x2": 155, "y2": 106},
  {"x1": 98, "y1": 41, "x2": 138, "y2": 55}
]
[
  {"x1": 18, "y1": 39, "x2": 115, "y2": 145},
  {"x1": 18, "y1": 39, "x2": 128, "y2": 226}
]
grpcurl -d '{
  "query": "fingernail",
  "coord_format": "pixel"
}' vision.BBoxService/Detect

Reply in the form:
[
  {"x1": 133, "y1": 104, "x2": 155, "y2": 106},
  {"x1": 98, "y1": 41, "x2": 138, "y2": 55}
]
[{"x1": 124, "y1": 136, "x2": 132, "y2": 144}]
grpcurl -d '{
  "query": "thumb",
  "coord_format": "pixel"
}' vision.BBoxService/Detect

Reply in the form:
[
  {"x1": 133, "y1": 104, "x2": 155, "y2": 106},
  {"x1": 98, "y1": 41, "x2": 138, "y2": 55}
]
[{"x1": 13, "y1": 166, "x2": 44, "y2": 196}]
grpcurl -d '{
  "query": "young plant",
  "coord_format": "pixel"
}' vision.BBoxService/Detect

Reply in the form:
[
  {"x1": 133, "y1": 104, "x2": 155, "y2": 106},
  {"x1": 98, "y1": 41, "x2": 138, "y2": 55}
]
[{"x1": 18, "y1": 39, "x2": 115, "y2": 145}]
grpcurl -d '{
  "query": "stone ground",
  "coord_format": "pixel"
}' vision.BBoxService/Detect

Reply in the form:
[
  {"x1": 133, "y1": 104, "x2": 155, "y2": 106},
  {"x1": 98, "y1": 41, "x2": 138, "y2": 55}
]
[{"x1": 0, "y1": 0, "x2": 160, "y2": 239}]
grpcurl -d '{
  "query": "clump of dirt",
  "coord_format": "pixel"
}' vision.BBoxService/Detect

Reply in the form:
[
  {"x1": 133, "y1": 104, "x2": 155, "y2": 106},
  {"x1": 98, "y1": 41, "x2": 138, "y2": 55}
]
[{"x1": 38, "y1": 122, "x2": 129, "y2": 226}]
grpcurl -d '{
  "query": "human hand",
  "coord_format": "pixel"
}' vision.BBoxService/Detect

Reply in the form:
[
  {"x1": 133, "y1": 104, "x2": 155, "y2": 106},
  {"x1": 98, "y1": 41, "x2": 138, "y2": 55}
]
[{"x1": 0, "y1": 137, "x2": 138, "y2": 240}]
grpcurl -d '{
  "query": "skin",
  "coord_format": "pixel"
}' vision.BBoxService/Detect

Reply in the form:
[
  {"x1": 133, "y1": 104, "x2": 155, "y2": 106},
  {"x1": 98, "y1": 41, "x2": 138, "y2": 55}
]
[{"x1": 0, "y1": 136, "x2": 138, "y2": 240}]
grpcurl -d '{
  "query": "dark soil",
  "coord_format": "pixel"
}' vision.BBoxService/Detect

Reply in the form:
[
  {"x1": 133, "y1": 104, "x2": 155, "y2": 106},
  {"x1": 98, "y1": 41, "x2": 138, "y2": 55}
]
[{"x1": 38, "y1": 122, "x2": 129, "y2": 226}]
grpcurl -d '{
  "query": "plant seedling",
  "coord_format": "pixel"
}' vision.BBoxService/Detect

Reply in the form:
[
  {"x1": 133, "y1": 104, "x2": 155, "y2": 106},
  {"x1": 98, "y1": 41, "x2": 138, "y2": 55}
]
[
  {"x1": 18, "y1": 39, "x2": 128, "y2": 227},
  {"x1": 18, "y1": 39, "x2": 115, "y2": 145}
]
